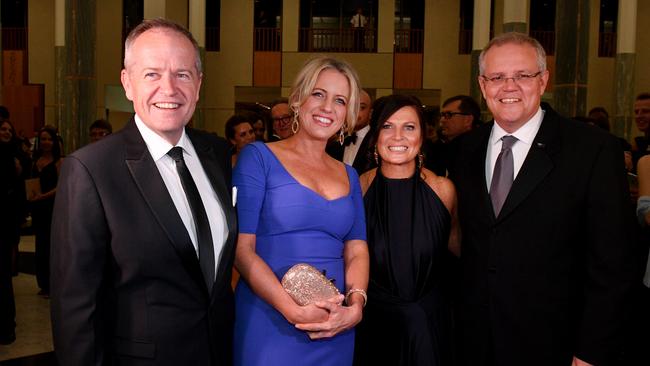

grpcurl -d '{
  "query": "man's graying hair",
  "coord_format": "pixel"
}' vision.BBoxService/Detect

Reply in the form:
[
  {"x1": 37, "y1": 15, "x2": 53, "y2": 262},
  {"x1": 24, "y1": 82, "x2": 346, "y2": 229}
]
[
  {"x1": 479, "y1": 32, "x2": 547, "y2": 75},
  {"x1": 124, "y1": 18, "x2": 202, "y2": 73}
]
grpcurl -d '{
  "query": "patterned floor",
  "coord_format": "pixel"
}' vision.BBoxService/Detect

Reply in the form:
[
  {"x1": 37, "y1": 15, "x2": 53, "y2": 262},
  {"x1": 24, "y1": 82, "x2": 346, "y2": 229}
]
[{"x1": 0, "y1": 237, "x2": 56, "y2": 365}]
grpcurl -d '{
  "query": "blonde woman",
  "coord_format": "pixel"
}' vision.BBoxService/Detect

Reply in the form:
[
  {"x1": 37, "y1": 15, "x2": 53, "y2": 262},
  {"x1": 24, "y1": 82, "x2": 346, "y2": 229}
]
[{"x1": 232, "y1": 56, "x2": 369, "y2": 365}]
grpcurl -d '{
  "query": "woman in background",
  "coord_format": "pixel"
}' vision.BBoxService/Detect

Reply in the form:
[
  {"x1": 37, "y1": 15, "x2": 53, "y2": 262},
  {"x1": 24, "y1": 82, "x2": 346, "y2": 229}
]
[
  {"x1": 225, "y1": 113, "x2": 256, "y2": 166},
  {"x1": 30, "y1": 127, "x2": 62, "y2": 297},
  {"x1": 232, "y1": 56, "x2": 369, "y2": 366},
  {"x1": 355, "y1": 94, "x2": 459, "y2": 366}
]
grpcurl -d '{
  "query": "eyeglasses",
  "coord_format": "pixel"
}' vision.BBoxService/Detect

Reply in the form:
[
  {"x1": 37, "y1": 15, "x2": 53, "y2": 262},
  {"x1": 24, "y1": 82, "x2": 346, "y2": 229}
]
[
  {"x1": 480, "y1": 71, "x2": 542, "y2": 86},
  {"x1": 273, "y1": 115, "x2": 292, "y2": 123},
  {"x1": 440, "y1": 111, "x2": 470, "y2": 119}
]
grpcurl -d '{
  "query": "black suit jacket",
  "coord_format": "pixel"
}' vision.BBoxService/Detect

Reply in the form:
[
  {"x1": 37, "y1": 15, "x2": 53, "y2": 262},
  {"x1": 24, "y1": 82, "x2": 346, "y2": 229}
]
[
  {"x1": 326, "y1": 134, "x2": 374, "y2": 175},
  {"x1": 51, "y1": 119, "x2": 237, "y2": 366},
  {"x1": 451, "y1": 106, "x2": 637, "y2": 366}
]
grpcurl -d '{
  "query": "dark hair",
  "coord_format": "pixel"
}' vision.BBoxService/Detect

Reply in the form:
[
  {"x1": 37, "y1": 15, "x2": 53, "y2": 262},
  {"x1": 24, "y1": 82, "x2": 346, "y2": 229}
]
[
  {"x1": 225, "y1": 113, "x2": 255, "y2": 141},
  {"x1": 124, "y1": 18, "x2": 201, "y2": 72},
  {"x1": 89, "y1": 119, "x2": 113, "y2": 133},
  {"x1": 0, "y1": 106, "x2": 10, "y2": 120},
  {"x1": 442, "y1": 94, "x2": 482, "y2": 127},
  {"x1": 35, "y1": 127, "x2": 62, "y2": 161},
  {"x1": 366, "y1": 94, "x2": 425, "y2": 164},
  {"x1": 587, "y1": 107, "x2": 610, "y2": 131},
  {"x1": 637, "y1": 93, "x2": 650, "y2": 101}
]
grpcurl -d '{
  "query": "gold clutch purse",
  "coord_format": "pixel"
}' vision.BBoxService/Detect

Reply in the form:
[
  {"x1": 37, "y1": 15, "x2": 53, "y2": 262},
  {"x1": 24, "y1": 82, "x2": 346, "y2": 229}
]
[{"x1": 281, "y1": 263, "x2": 340, "y2": 306}]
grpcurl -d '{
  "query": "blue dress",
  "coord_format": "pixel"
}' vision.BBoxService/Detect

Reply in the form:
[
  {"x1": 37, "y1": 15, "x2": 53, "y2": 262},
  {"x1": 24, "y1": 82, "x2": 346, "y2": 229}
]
[{"x1": 232, "y1": 142, "x2": 367, "y2": 366}]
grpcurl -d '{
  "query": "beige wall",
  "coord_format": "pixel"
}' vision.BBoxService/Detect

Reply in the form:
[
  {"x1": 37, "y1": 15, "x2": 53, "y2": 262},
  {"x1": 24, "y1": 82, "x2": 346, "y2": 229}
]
[
  {"x1": 423, "y1": 0, "x2": 471, "y2": 102},
  {"x1": 27, "y1": 0, "x2": 56, "y2": 125},
  {"x1": 586, "y1": 0, "x2": 616, "y2": 114},
  {"x1": 202, "y1": 0, "x2": 254, "y2": 133},
  {"x1": 96, "y1": 0, "x2": 124, "y2": 123}
]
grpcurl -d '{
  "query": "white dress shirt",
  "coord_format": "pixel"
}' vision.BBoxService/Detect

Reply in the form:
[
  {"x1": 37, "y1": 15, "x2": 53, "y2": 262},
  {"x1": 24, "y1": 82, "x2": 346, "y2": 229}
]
[
  {"x1": 135, "y1": 115, "x2": 228, "y2": 278},
  {"x1": 343, "y1": 125, "x2": 370, "y2": 166},
  {"x1": 486, "y1": 107, "x2": 545, "y2": 190}
]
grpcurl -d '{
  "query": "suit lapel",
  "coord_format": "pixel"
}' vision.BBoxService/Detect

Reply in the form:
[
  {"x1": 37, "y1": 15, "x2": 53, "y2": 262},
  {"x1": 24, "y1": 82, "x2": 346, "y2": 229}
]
[
  {"x1": 468, "y1": 126, "x2": 495, "y2": 221},
  {"x1": 353, "y1": 134, "x2": 370, "y2": 172},
  {"x1": 187, "y1": 130, "x2": 237, "y2": 299},
  {"x1": 123, "y1": 120, "x2": 208, "y2": 297},
  {"x1": 497, "y1": 110, "x2": 559, "y2": 221}
]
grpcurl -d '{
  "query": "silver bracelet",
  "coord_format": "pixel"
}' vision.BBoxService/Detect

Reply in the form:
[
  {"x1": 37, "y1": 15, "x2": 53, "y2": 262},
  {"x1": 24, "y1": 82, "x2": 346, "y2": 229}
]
[{"x1": 345, "y1": 288, "x2": 367, "y2": 307}]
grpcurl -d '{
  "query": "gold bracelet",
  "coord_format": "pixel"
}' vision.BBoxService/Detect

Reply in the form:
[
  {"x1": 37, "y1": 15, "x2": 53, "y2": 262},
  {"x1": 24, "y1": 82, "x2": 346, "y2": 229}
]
[{"x1": 345, "y1": 288, "x2": 367, "y2": 307}]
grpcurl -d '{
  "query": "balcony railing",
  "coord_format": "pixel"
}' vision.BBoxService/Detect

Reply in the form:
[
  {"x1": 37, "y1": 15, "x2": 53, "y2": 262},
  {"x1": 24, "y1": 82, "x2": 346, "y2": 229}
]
[
  {"x1": 530, "y1": 30, "x2": 555, "y2": 56},
  {"x1": 299, "y1": 28, "x2": 376, "y2": 53},
  {"x1": 599, "y1": 31, "x2": 616, "y2": 57},
  {"x1": 2, "y1": 27, "x2": 27, "y2": 50},
  {"x1": 254, "y1": 27, "x2": 282, "y2": 51},
  {"x1": 206, "y1": 27, "x2": 220, "y2": 51},
  {"x1": 394, "y1": 29, "x2": 424, "y2": 53}
]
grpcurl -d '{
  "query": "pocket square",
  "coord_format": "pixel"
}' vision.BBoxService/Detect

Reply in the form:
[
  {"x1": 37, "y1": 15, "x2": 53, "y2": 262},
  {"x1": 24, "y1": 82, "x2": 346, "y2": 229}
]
[{"x1": 232, "y1": 186, "x2": 237, "y2": 207}]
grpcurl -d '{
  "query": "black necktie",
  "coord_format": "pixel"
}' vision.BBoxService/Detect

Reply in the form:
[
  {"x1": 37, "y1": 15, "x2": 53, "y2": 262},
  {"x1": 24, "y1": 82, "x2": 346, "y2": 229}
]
[
  {"x1": 167, "y1": 147, "x2": 215, "y2": 294},
  {"x1": 490, "y1": 135, "x2": 517, "y2": 216}
]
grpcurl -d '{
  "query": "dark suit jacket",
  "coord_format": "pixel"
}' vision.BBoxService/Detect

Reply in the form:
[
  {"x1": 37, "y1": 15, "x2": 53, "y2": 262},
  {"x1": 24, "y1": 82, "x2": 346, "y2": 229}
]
[
  {"x1": 326, "y1": 134, "x2": 374, "y2": 175},
  {"x1": 51, "y1": 119, "x2": 237, "y2": 366},
  {"x1": 451, "y1": 106, "x2": 637, "y2": 366}
]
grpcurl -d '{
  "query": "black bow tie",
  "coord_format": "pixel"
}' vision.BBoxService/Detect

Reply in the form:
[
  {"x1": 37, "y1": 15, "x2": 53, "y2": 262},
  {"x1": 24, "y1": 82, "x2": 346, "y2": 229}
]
[{"x1": 343, "y1": 132, "x2": 358, "y2": 147}]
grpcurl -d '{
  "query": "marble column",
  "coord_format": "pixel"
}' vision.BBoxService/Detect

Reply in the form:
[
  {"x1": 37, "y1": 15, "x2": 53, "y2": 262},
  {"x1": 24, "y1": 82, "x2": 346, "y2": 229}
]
[
  {"x1": 189, "y1": 0, "x2": 206, "y2": 129},
  {"x1": 54, "y1": 0, "x2": 65, "y2": 132},
  {"x1": 613, "y1": 0, "x2": 637, "y2": 139},
  {"x1": 503, "y1": 0, "x2": 528, "y2": 33},
  {"x1": 62, "y1": 0, "x2": 96, "y2": 152},
  {"x1": 553, "y1": 0, "x2": 589, "y2": 118},
  {"x1": 0, "y1": 4, "x2": 3, "y2": 102},
  {"x1": 471, "y1": 0, "x2": 491, "y2": 118}
]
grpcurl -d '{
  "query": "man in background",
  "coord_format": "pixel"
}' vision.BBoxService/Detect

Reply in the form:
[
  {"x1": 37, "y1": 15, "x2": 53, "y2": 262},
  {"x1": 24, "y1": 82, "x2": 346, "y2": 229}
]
[
  {"x1": 88, "y1": 119, "x2": 113, "y2": 143},
  {"x1": 269, "y1": 98, "x2": 293, "y2": 141}
]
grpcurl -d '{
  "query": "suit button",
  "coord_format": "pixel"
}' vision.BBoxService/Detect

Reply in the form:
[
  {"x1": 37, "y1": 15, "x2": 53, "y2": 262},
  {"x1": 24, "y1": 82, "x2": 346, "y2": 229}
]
[{"x1": 488, "y1": 266, "x2": 497, "y2": 273}]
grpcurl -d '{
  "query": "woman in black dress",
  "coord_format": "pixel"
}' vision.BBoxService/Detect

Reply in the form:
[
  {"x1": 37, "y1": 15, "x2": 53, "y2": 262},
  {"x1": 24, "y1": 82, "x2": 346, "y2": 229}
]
[
  {"x1": 354, "y1": 94, "x2": 460, "y2": 365},
  {"x1": 30, "y1": 127, "x2": 62, "y2": 297}
]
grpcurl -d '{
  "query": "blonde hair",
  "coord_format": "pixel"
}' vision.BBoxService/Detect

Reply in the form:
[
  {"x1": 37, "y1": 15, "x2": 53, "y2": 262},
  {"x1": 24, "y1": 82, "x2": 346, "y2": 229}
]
[{"x1": 289, "y1": 56, "x2": 361, "y2": 134}]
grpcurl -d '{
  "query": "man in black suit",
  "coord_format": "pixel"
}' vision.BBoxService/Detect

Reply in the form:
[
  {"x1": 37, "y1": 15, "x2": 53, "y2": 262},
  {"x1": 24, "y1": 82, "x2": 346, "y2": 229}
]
[
  {"x1": 327, "y1": 89, "x2": 373, "y2": 175},
  {"x1": 452, "y1": 32, "x2": 637, "y2": 366},
  {"x1": 51, "y1": 19, "x2": 237, "y2": 366}
]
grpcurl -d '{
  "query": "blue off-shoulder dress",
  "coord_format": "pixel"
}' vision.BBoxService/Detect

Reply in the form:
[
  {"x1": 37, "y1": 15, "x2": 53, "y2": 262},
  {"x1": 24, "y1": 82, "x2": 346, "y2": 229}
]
[{"x1": 232, "y1": 142, "x2": 367, "y2": 366}]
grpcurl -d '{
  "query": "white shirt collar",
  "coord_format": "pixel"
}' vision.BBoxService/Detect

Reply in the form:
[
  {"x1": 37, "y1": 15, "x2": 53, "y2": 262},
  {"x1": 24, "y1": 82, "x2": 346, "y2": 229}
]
[
  {"x1": 489, "y1": 107, "x2": 544, "y2": 147},
  {"x1": 356, "y1": 125, "x2": 370, "y2": 140},
  {"x1": 134, "y1": 115, "x2": 193, "y2": 161}
]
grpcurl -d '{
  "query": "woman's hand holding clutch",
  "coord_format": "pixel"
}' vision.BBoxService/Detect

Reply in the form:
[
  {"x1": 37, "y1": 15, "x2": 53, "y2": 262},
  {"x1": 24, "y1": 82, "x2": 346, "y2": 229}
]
[{"x1": 294, "y1": 299, "x2": 363, "y2": 339}]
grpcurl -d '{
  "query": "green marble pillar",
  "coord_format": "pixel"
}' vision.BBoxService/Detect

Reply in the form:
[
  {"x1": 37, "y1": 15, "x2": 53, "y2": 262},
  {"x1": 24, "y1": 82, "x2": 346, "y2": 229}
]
[
  {"x1": 54, "y1": 46, "x2": 65, "y2": 132},
  {"x1": 553, "y1": 0, "x2": 589, "y2": 118},
  {"x1": 0, "y1": 5, "x2": 3, "y2": 102},
  {"x1": 62, "y1": 0, "x2": 96, "y2": 153},
  {"x1": 613, "y1": 53, "x2": 636, "y2": 138},
  {"x1": 503, "y1": 22, "x2": 527, "y2": 33}
]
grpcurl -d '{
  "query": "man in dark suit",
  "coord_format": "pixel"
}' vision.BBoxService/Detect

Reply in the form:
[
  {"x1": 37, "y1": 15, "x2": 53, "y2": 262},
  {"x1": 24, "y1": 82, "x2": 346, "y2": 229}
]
[
  {"x1": 51, "y1": 19, "x2": 237, "y2": 366},
  {"x1": 327, "y1": 89, "x2": 373, "y2": 175},
  {"x1": 452, "y1": 32, "x2": 637, "y2": 366}
]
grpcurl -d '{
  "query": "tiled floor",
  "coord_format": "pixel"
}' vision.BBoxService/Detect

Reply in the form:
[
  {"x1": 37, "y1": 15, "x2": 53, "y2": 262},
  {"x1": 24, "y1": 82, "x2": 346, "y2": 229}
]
[{"x1": 0, "y1": 236, "x2": 56, "y2": 365}]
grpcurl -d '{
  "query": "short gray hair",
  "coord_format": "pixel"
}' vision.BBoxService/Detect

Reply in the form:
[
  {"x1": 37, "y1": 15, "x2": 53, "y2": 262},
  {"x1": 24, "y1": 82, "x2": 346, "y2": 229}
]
[
  {"x1": 123, "y1": 18, "x2": 202, "y2": 73},
  {"x1": 479, "y1": 32, "x2": 546, "y2": 75}
]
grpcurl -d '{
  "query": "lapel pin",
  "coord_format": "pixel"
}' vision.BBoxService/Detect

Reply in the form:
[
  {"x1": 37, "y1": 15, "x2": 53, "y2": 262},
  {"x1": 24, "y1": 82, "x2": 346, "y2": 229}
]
[{"x1": 536, "y1": 142, "x2": 546, "y2": 148}]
